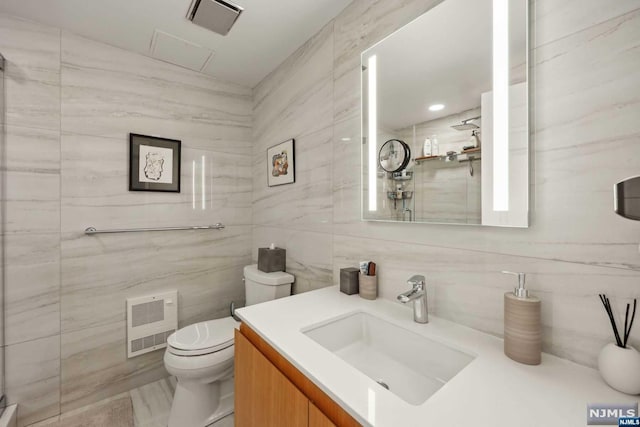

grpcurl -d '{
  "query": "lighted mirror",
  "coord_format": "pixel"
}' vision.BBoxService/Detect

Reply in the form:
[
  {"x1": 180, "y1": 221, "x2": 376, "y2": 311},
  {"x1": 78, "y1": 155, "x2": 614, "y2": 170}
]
[{"x1": 361, "y1": 0, "x2": 529, "y2": 227}]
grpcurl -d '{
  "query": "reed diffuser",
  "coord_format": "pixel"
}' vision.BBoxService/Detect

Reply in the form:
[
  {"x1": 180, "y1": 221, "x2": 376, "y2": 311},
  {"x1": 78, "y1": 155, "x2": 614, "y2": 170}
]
[
  {"x1": 598, "y1": 294, "x2": 636, "y2": 348},
  {"x1": 597, "y1": 294, "x2": 640, "y2": 395}
]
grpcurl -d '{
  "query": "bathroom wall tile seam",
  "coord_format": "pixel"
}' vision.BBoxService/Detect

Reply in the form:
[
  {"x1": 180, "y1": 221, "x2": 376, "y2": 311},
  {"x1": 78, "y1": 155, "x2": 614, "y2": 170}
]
[
  {"x1": 58, "y1": 263, "x2": 252, "y2": 334},
  {"x1": 532, "y1": 5, "x2": 640, "y2": 49},
  {"x1": 2, "y1": 330, "x2": 60, "y2": 351},
  {"x1": 57, "y1": 28, "x2": 252, "y2": 97},
  {"x1": 252, "y1": 84, "x2": 333, "y2": 149},
  {"x1": 1, "y1": 125, "x2": 59, "y2": 175},
  {"x1": 58, "y1": 130, "x2": 253, "y2": 157},
  {"x1": 252, "y1": 122, "x2": 334, "y2": 164},
  {"x1": 253, "y1": 75, "x2": 333, "y2": 139},
  {"x1": 252, "y1": 20, "x2": 335, "y2": 116},
  {"x1": 329, "y1": 228, "x2": 640, "y2": 274},
  {"x1": 57, "y1": 61, "x2": 253, "y2": 103}
]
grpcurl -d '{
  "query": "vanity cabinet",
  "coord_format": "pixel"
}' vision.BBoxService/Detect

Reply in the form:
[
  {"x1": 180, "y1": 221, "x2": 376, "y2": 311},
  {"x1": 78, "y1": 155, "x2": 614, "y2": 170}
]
[
  {"x1": 235, "y1": 324, "x2": 358, "y2": 427},
  {"x1": 235, "y1": 330, "x2": 308, "y2": 426}
]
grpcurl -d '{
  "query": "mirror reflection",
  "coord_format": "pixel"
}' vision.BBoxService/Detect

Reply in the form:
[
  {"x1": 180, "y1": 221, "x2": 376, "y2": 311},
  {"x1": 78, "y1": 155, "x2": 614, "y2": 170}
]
[
  {"x1": 379, "y1": 139, "x2": 411, "y2": 173},
  {"x1": 362, "y1": 0, "x2": 529, "y2": 227}
]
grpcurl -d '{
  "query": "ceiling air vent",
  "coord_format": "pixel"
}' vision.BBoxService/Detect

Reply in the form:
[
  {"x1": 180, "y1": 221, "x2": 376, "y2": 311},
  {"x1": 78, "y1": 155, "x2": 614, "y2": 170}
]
[{"x1": 187, "y1": 0, "x2": 243, "y2": 36}]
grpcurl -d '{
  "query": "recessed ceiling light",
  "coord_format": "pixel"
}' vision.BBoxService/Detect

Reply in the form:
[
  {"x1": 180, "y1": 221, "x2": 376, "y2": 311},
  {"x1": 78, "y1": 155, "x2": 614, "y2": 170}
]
[
  {"x1": 428, "y1": 104, "x2": 445, "y2": 112},
  {"x1": 341, "y1": 137, "x2": 351, "y2": 142}
]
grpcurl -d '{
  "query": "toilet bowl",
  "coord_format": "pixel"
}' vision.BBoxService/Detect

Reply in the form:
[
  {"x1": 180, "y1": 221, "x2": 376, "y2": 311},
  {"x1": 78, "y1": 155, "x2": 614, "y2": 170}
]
[
  {"x1": 164, "y1": 316, "x2": 238, "y2": 427},
  {"x1": 164, "y1": 264, "x2": 294, "y2": 427}
]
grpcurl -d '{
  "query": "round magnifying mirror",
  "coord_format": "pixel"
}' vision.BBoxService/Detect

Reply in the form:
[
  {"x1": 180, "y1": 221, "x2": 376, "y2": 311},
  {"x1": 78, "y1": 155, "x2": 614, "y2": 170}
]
[{"x1": 378, "y1": 139, "x2": 411, "y2": 173}]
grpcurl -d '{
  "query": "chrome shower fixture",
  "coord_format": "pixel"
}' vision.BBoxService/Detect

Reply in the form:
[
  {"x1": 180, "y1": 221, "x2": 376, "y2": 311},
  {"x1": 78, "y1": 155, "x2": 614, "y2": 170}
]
[{"x1": 451, "y1": 116, "x2": 481, "y2": 131}]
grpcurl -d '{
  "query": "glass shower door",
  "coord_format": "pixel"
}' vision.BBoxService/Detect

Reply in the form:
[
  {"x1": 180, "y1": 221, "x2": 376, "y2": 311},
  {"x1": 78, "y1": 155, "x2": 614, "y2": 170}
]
[{"x1": 0, "y1": 52, "x2": 6, "y2": 415}]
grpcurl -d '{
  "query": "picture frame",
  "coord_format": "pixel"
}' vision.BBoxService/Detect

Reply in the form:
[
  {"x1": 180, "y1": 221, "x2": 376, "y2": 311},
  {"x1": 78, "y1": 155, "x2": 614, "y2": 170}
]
[
  {"x1": 129, "y1": 133, "x2": 181, "y2": 192},
  {"x1": 267, "y1": 139, "x2": 295, "y2": 187}
]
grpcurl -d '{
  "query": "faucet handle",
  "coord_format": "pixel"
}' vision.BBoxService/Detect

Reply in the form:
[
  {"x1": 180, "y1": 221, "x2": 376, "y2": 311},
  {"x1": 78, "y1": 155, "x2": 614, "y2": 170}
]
[{"x1": 408, "y1": 275, "x2": 426, "y2": 288}]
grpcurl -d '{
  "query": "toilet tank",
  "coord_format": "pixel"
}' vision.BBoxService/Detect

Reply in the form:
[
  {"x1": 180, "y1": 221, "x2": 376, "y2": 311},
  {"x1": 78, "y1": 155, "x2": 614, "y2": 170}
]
[{"x1": 244, "y1": 264, "x2": 294, "y2": 306}]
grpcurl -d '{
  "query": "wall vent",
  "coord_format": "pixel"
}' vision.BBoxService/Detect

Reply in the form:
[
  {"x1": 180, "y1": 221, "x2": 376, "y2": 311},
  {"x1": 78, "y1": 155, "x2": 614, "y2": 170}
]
[
  {"x1": 187, "y1": 0, "x2": 243, "y2": 36},
  {"x1": 126, "y1": 291, "x2": 178, "y2": 358}
]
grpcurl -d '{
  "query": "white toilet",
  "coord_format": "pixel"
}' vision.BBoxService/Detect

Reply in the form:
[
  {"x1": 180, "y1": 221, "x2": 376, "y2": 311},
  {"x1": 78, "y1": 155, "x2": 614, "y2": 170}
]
[{"x1": 163, "y1": 264, "x2": 294, "y2": 427}]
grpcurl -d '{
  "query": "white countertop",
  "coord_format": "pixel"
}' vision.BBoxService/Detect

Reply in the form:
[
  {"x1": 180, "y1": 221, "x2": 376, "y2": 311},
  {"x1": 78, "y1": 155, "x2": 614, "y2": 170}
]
[{"x1": 235, "y1": 287, "x2": 638, "y2": 427}]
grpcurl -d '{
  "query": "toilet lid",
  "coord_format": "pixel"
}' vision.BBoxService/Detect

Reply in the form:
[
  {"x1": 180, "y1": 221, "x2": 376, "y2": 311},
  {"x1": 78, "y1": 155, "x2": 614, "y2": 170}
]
[{"x1": 167, "y1": 317, "x2": 238, "y2": 356}]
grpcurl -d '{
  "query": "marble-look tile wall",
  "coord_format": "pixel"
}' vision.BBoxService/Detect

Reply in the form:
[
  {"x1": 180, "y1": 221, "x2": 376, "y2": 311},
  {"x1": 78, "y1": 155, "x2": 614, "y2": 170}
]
[
  {"x1": 252, "y1": 0, "x2": 640, "y2": 372},
  {"x1": 0, "y1": 14, "x2": 62, "y2": 427},
  {"x1": 252, "y1": 22, "x2": 335, "y2": 294},
  {"x1": 0, "y1": 14, "x2": 253, "y2": 426}
]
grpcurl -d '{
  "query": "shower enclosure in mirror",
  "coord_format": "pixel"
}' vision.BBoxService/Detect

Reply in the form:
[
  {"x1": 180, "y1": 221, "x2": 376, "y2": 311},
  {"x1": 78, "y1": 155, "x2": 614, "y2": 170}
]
[{"x1": 362, "y1": 0, "x2": 529, "y2": 227}]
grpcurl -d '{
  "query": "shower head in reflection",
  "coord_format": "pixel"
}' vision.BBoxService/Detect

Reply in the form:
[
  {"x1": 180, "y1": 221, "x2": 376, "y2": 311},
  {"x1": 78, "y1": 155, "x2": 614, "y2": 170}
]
[{"x1": 451, "y1": 116, "x2": 481, "y2": 131}]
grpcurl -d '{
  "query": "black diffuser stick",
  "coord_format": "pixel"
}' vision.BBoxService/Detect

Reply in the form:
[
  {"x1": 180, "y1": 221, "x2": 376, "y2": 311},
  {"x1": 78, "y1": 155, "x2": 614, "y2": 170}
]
[
  {"x1": 623, "y1": 299, "x2": 637, "y2": 348},
  {"x1": 623, "y1": 303, "x2": 630, "y2": 348},
  {"x1": 599, "y1": 294, "x2": 622, "y2": 347},
  {"x1": 606, "y1": 296, "x2": 623, "y2": 347},
  {"x1": 599, "y1": 295, "x2": 618, "y2": 346}
]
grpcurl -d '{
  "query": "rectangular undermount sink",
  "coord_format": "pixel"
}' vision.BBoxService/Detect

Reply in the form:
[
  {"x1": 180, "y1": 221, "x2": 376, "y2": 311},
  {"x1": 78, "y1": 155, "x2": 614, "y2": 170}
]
[{"x1": 302, "y1": 311, "x2": 475, "y2": 405}]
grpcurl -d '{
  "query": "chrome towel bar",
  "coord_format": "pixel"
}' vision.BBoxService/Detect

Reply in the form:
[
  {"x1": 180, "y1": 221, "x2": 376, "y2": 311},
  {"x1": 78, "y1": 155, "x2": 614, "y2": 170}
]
[{"x1": 84, "y1": 223, "x2": 225, "y2": 235}]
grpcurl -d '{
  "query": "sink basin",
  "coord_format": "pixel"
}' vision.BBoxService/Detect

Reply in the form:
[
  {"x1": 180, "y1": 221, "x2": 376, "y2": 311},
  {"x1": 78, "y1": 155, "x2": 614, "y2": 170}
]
[{"x1": 302, "y1": 311, "x2": 475, "y2": 405}]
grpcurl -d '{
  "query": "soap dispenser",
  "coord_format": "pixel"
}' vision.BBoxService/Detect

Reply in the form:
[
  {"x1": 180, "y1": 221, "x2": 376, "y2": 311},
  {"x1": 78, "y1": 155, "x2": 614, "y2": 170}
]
[{"x1": 502, "y1": 271, "x2": 541, "y2": 365}]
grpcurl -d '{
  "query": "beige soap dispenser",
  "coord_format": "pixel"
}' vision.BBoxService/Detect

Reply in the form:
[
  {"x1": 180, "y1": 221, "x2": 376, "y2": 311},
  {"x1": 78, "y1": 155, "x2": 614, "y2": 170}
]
[{"x1": 502, "y1": 271, "x2": 541, "y2": 365}]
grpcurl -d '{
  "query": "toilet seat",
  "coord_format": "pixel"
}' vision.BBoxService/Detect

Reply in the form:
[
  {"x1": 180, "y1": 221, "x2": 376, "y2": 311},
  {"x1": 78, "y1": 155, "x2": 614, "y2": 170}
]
[{"x1": 167, "y1": 316, "x2": 238, "y2": 356}]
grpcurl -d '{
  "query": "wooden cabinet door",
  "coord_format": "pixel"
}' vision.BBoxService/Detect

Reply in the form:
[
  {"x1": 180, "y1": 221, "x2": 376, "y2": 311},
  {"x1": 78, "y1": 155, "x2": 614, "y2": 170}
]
[
  {"x1": 309, "y1": 402, "x2": 337, "y2": 427},
  {"x1": 235, "y1": 329, "x2": 309, "y2": 427}
]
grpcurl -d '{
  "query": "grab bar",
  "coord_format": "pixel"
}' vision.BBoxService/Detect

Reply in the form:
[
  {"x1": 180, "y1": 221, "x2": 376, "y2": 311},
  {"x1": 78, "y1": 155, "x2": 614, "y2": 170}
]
[{"x1": 84, "y1": 223, "x2": 225, "y2": 235}]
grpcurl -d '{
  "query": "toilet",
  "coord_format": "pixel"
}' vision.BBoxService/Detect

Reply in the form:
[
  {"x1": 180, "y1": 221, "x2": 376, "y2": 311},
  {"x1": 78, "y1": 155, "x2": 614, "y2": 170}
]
[{"x1": 163, "y1": 264, "x2": 294, "y2": 427}]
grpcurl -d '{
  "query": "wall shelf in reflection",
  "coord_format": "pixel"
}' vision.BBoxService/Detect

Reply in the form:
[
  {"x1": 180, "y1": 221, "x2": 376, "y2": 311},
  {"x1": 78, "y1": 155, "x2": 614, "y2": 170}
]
[
  {"x1": 461, "y1": 147, "x2": 481, "y2": 154},
  {"x1": 414, "y1": 148, "x2": 481, "y2": 165},
  {"x1": 414, "y1": 155, "x2": 440, "y2": 164},
  {"x1": 387, "y1": 191, "x2": 413, "y2": 200}
]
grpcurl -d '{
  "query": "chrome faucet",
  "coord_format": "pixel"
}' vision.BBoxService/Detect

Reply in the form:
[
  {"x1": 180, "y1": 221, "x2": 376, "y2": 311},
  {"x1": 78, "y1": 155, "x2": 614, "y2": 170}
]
[{"x1": 397, "y1": 275, "x2": 428, "y2": 323}]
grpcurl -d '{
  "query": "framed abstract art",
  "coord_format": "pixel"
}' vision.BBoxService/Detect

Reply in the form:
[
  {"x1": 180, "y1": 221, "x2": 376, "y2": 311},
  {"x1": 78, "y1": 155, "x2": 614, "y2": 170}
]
[
  {"x1": 129, "y1": 133, "x2": 181, "y2": 192},
  {"x1": 267, "y1": 139, "x2": 295, "y2": 187}
]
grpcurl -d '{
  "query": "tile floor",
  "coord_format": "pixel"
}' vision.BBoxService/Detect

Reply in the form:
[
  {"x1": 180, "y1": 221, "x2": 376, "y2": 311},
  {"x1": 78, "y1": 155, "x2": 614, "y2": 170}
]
[{"x1": 27, "y1": 377, "x2": 234, "y2": 427}]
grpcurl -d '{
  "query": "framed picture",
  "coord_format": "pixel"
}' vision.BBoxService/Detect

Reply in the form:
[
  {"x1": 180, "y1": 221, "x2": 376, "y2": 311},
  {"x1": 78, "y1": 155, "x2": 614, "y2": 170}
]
[
  {"x1": 267, "y1": 139, "x2": 295, "y2": 187},
  {"x1": 129, "y1": 133, "x2": 181, "y2": 192}
]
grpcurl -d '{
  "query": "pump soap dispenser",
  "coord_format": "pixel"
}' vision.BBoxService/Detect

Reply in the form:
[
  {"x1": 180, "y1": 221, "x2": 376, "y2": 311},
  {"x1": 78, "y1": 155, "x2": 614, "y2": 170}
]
[{"x1": 502, "y1": 271, "x2": 541, "y2": 365}]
